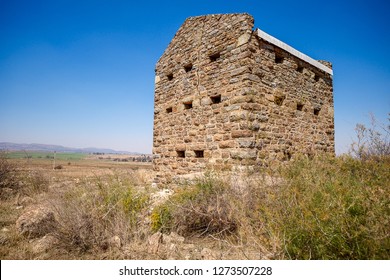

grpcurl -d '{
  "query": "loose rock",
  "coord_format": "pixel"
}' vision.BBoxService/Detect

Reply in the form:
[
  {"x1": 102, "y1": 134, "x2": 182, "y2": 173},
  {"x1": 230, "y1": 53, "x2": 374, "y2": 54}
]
[
  {"x1": 16, "y1": 206, "x2": 58, "y2": 238},
  {"x1": 31, "y1": 234, "x2": 59, "y2": 254}
]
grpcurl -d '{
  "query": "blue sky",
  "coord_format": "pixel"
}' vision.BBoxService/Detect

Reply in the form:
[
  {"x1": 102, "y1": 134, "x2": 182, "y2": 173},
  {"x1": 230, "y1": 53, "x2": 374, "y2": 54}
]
[{"x1": 0, "y1": 0, "x2": 389, "y2": 154}]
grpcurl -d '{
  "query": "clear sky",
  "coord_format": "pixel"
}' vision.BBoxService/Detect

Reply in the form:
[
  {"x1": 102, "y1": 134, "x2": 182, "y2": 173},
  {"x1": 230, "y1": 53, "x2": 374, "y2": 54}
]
[{"x1": 1, "y1": 0, "x2": 389, "y2": 154}]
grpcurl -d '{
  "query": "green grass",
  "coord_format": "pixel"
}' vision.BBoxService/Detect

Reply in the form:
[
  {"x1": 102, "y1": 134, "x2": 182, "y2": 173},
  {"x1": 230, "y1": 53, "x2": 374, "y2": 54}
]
[{"x1": 6, "y1": 151, "x2": 86, "y2": 161}]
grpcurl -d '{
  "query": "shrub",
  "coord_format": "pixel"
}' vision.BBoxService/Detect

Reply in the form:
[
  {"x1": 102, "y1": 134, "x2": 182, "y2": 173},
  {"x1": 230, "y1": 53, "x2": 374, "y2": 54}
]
[
  {"x1": 150, "y1": 204, "x2": 172, "y2": 233},
  {"x1": 0, "y1": 152, "x2": 17, "y2": 194},
  {"x1": 23, "y1": 171, "x2": 49, "y2": 196},
  {"x1": 151, "y1": 173, "x2": 238, "y2": 237},
  {"x1": 274, "y1": 155, "x2": 390, "y2": 259},
  {"x1": 51, "y1": 174, "x2": 149, "y2": 253},
  {"x1": 1, "y1": 152, "x2": 49, "y2": 199}
]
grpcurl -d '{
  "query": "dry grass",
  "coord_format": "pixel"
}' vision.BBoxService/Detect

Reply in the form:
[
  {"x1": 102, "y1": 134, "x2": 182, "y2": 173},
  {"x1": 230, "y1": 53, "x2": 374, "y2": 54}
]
[
  {"x1": 0, "y1": 155, "x2": 154, "y2": 259},
  {"x1": 46, "y1": 168, "x2": 159, "y2": 259},
  {"x1": 276, "y1": 155, "x2": 389, "y2": 259},
  {"x1": 1, "y1": 149, "x2": 389, "y2": 259},
  {"x1": 0, "y1": 155, "x2": 51, "y2": 259},
  {"x1": 150, "y1": 170, "x2": 283, "y2": 259},
  {"x1": 150, "y1": 155, "x2": 390, "y2": 259}
]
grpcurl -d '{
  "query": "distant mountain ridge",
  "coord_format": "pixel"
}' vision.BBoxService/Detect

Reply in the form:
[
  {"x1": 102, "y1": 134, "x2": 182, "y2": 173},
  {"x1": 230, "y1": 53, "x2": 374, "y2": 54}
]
[{"x1": 0, "y1": 142, "x2": 141, "y2": 155}]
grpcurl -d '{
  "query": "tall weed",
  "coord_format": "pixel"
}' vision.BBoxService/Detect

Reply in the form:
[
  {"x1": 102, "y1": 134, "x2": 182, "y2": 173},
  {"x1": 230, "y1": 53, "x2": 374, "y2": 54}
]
[
  {"x1": 0, "y1": 152, "x2": 18, "y2": 198},
  {"x1": 51, "y1": 174, "x2": 149, "y2": 254},
  {"x1": 276, "y1": 155, "x2": 389, "y2": 259},
  {"x1": 151, "y1": 172, "x2": 237, "y2": 237},
  {"x1": 350, "y1": 113, "x2": 390, "y2": 160}
]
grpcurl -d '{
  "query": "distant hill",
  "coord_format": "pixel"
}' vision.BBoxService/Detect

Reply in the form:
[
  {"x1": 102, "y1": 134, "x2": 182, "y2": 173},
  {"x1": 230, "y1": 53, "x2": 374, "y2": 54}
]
[{"x1": 0, "y1": 142, "x2": 142, "y2": 155}]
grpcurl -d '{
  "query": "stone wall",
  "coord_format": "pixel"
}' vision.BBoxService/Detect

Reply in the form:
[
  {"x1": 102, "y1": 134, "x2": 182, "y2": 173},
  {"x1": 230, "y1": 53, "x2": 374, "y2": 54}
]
[{"x1": 152, "y1": 13, "x2": 334, "y2": 183}]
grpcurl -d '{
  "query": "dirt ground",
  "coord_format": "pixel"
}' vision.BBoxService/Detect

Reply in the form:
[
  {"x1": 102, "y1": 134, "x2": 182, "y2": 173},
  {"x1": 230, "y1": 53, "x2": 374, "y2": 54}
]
[
  {"x1": 12, "y1": 156, "x2": 152, "y2": 178},
  {"x1": 0, "y1": 156, "x2": 156, "y2": 259},
  {"x1": 1, "y1": 155, "x2": 274, "y2": 260}
]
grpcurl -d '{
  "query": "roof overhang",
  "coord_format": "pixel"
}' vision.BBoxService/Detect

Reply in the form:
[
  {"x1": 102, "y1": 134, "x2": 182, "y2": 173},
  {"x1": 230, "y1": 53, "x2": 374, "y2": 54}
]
[{"x1": 256, "y1": 28, "x2": 333, "y2": 76}]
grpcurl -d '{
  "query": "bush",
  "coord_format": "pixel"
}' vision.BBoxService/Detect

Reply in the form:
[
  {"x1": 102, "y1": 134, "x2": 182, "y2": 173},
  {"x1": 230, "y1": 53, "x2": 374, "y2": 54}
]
[
  {"x1": 0, "y1": 152, "x2": 17, "y2": 193},
  {"x1": 151, "y1": 173, "x2": 237, "y2": 237},
  {"x1": 274, "y1": 155, "x2": 390, "y2": 259},
  {"x1": 51, "y1": 175, "x2": 149, "y2": 253},
  {"x1": 0, "y1": 152, "x2": 49, "y2": 199},
  {"x1": 22, "y1": 171, "x2": 49, "y2": 196},
  {"x1": 150, "y1": 204, "x2": 172, "y2": 233}
]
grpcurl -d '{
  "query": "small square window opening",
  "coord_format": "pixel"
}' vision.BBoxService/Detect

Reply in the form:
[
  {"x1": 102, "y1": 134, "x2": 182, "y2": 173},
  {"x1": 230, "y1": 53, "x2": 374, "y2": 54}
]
[
  {"x1": 167, "y1": 73, "x2": 173, "y2": 81},
  {"x1": 184, "y1": 101, "x2": 193, "y2": 109},
  {"x1": 211, "y1": 95, "x2": 221, "y2": 104},
  {"x1": 209, "y1": 52, "x2": 221, "y2": 62},
  {"x1": 166, "y1": 107, "x2": 173, "y2": 113},
  {"x1": 283, "y1": 151, "x2": 292, "y2": 161},
  {"x1": 177, "y1": 151, "x2": 185, "y2": 158},
  {"x1": 194, "y1": 150, "x2": 204, "y2": 158},
  {"x1": 184, "y1": 64, "x2": 193, "y2": 72},
  {"x1": 275, "y1": 55, "x2": 284, "y2": 64}
]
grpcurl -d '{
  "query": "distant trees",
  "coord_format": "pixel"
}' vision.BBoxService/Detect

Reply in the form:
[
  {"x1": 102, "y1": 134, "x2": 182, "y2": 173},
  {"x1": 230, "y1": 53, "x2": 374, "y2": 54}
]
[{"x1": 100, "y1": 155, "x2": 152, "y2": 163}]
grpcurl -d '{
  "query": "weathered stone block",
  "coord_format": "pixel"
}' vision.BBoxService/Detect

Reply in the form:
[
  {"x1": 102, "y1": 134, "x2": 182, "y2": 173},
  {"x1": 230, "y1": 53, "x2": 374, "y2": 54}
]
[
  {"x1": 230, "y1": 150, "x2": 257, "y2": 160},
  {"x1": 219, "y1": 140, "x2": 236, "y2": 149},
  {"x1": 231, "y1": 130, "x2": 253, "y2": 138},
  {"x1": 238, "y1": 139, "x2": 255, "y2": 148},
  {"x1": 176, "y1": 144, "x2": 186, "y2": 151},
  {"x1": 213, "y1": 134, "x2": 224, "y2": 141},
  {"x1": 236, "y1": 32, "x2": 251, "y2": 47},
  {"x1": 200, "y1": 97, "x2": 212, "y2": 106},
  {"x1": 230, "y1": 66, "x2": 248, "y2": 77}
]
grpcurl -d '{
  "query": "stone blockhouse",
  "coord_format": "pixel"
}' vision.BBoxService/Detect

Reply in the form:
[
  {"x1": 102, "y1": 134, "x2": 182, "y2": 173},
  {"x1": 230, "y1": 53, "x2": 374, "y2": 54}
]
[{"x1": 152, "y1": 13, "x2": 334, "y2": 183}]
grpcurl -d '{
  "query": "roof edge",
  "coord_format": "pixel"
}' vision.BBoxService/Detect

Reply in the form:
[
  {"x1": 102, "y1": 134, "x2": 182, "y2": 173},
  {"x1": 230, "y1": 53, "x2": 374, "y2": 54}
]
[{"x1": 256, "y1": 28, "x2": 333, "y2": 76}]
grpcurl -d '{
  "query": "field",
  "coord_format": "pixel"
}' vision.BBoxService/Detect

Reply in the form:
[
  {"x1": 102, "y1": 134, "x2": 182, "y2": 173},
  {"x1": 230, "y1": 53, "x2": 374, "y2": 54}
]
[
  {"x1": 5, "y1": 152, "x2": 151, "y2": 177},
  {"x1": 0, "y1": 152, "x2": 156, "y2": 259},
  {"x1": 0, "y1": 149, "x2": 389, "y2": 260},
  {"x1": 6, "y1": 151, "x2": 86, "y2": 161}
]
